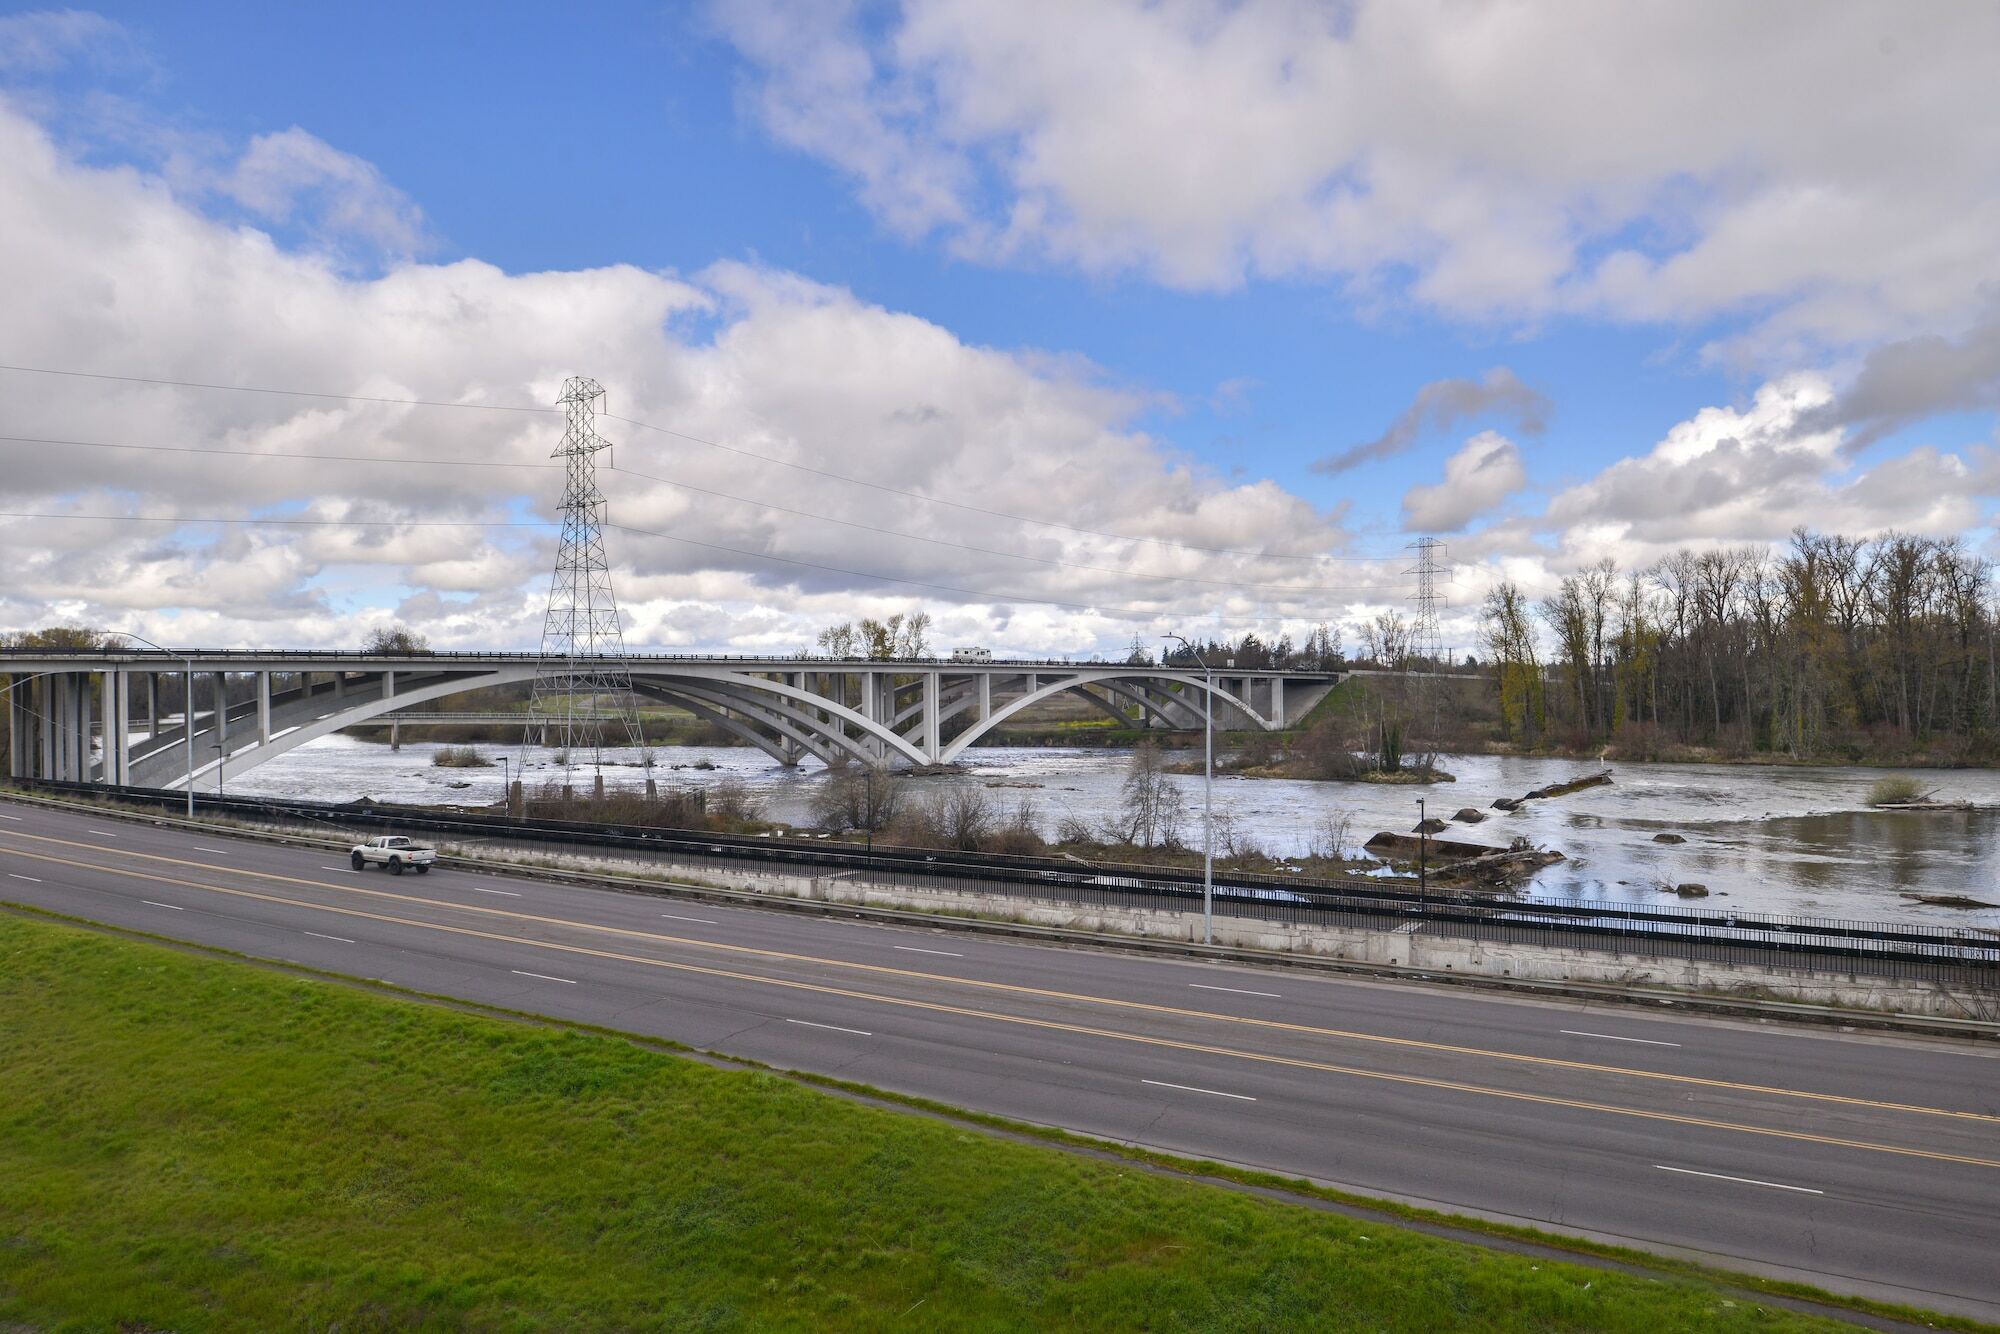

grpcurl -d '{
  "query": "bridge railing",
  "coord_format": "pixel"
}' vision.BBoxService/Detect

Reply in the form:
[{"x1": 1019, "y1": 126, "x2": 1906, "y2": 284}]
[{"x1": 0, "y1": 647, "x2": 1343, "y2": 674}]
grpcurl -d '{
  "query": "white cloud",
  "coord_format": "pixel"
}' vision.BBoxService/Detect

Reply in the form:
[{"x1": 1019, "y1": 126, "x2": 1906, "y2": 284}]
[
  {"x1": 1446, "y1": 376, "x2": 1984, "y2": 586},
  {"x1": 718, "y1": 0, "x2": 2000, "y2": 352},
  {"x1": 221, "y1": 127, "x2": 429, "y2": 258},
  {"x1": 1401, "y1": 431, "x2": 1527, "y2": 533},
  {"x1": 0, "y1": 9, "x2": 137, "y2": 74},
  {"x1": 0, "y1": 97, "x2": 1382, "y2": 652}
]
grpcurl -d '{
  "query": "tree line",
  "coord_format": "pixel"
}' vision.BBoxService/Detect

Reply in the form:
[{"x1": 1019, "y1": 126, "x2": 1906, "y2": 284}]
[{"x1": 1480, "y1": 529, "x2": 2000, "y2": 760}]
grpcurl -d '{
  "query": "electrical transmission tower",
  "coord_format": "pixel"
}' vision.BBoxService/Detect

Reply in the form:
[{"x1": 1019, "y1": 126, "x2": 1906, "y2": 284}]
[
  {"x1": 523, "y1": 375, "x2": 644, "y2": 796},
  {"x1": 1405, "y1": 537, "x2": 1447, "y2": 764},
  {"x1": 1406, "y1": 536, "x2": 1446, "y2": 669}
]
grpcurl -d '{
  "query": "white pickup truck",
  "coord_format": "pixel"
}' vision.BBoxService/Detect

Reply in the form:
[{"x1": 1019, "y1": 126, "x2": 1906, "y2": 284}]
[{"x1": 349, "y1": 836, "x2": 436, "y2": 875}]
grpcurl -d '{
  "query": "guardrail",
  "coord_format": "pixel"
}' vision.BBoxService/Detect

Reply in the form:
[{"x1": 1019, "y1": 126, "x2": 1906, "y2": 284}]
[{"x1": 14, "y1": 779, "x2": 1996, "y2": 990}]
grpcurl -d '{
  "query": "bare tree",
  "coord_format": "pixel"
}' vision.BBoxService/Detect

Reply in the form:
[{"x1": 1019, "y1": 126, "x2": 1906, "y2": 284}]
[
  {"x1": 810, "y1": 769, "x2": 905, "y2": 832},
  {"x1": 1117, "y1": 742, "x2": 1187, "y2": 847},
  {"x1": 928, "y1": 785, "x2": 996, "y2": 850},
  {"x1": 363, "y1": 625, "x2": 431, "y2": 654}
]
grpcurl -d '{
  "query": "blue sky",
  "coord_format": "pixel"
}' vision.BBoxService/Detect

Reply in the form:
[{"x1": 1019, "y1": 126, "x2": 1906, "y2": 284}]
[
  {"x1": 3, "y1": 2, "x2": 1997, "y2": 651},
  {"x1": 39, "y1": 1, "x2": 1735, "y2": 525}
]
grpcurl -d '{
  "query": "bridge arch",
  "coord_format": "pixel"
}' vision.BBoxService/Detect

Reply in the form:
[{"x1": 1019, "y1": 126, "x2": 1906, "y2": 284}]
[{"x1": 937, "y1": 670, "x2": 1270, "y2": 764}]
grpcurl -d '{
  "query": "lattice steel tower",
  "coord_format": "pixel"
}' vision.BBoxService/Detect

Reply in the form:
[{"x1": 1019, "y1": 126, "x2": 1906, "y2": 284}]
[
  {"x1": 1406, "y1": 536, "x2": 1446, "y2": 668},
  {"x1": 523, "y1": 375, "x2": 644, "y2": 792}
]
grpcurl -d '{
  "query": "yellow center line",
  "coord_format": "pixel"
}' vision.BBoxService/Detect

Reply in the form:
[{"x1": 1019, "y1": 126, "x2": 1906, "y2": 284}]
[
  {"x1": 4, "y1": 825, "x2": 1996, "y2": 1128},
  {"x1": 6, "y1": 841, "x2": 1999, "y2": 1173}
]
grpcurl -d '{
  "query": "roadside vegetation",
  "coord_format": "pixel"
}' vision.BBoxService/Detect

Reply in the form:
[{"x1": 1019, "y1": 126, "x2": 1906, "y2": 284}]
[
  {"x1": 430, "y1": 745, "x2": 493, "y2": 768},
  {"x1": 0, "y1": 910, "x2": 1865, "y2": 1332}
]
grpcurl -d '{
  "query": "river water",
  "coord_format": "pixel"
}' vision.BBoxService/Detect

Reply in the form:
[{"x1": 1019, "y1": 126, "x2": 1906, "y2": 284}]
[{"x1": 223, "y1": 736, "x2": 2000, "y2": 929}]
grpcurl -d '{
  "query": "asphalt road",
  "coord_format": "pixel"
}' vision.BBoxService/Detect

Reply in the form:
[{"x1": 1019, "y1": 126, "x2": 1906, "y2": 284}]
[{"x1": 4, "y1": 794, "x2": 1997, "y2": 1321}]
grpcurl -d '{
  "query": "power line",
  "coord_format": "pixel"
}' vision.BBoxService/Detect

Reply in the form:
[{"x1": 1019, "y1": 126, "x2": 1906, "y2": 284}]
[
  {"x1": 0, "y1": 435, "x2": 556, "y2": 469},
  {"x1": 0, "y1": 364, "x2": 555, "y2": 413},
  {"x1": 0, "y1": 507, "x2": 1297, "y2": 624},
  {"x1": 608, "y1": 412, "x2": 1391, "y2": 563},
  {"x1": 0, "y1": 432, "x2": 1391, "y2": 591},
  {"x1": 0, "y1": 361, "x2": 1395, "y2": 565},
  {"x1": 0, "y1": 511, "x2": 550, "y2": 529},
  {"x1": 603, "y1": 519, "x2": 1324, "y2": 625},
  {"x1": 606, "y1": 462, "x2": 1385, "y2": 594}
]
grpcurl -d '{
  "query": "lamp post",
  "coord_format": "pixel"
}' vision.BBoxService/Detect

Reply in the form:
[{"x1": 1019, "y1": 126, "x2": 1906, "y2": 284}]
[
  {"x1": 1417, "y1": 797, "x2": 1428, "y2": 907},
  {"x1": 108, "y1": 631, "x2": 195, "y2": 820},
  {"x1": 1164, "y1": 633, "x2": 1214, "y2": 947}
]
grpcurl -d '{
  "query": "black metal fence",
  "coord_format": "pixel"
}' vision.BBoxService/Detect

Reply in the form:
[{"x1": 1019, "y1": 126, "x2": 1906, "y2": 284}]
[{"x1": 16, "y1": 780, "x2": 1998, "y2": 991}]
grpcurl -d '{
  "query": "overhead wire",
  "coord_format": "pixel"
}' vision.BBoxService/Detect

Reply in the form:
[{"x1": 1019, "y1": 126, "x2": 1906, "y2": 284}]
[
  {"x1": 0, "y1": 363, "x2": 555, "y2": 413},
  {"x1": 603, "y1": 462, "x2": 1382, "y2": 594},
  {"x1": 0, "y1": 433, "x2": 1386, "y2": 593},
  {"x1": 0, "y1": 511, "x2": 550, "y2": 529},
  {"x1": 0, "y1": 362, "x2": 1408, "y2": 625},
  {"x1": 607, "y1": 412, "x2": 1390, "y2": 563},
  {"x1": 603, "y1": 520, "x2": 1328, "y2": 626},
  {"x1": 0, "y1": 507, "x2": 1330, "y2": 627},
  {"x1": 0, "y1": 434, "x2": 557, "y2": 470},
  {"x1": 0, "y1": 361, "x2": 1394, "y2": 565}
]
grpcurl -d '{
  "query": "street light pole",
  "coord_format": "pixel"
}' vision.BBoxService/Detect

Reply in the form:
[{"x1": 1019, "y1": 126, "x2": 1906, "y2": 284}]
[
  {"x1": 1417, "y1": 796, "x2": 1427, "y2": 906},
  {"x1": 108, "y1": 631, "x2": 194, "y2": 820},
  {"x1": 1165, "y1": 633, "x2": 1214, "y2": 947}
]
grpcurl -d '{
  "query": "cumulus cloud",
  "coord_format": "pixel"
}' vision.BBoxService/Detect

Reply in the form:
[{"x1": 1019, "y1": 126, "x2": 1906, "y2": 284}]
[
  {"x1": 1314, "y1": 367, "x2": 1548, "y2": 475},
  {"x1": 1535, "y1": 375, "x2": 1978, "y2": 569},
  {"x1": 1401, "y1": 432, "x2": 1527, "y2": 534},
  {"x1": 0, "y1": 97, "x2": 1381, "y2": 653},
  {"x1": 718, "y1": 0, "x2": 2000, "y2": 352}
]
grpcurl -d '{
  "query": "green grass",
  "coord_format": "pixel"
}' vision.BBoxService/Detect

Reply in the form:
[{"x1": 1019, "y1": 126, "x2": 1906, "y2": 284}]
[{"x1": 0, "y1": 911, "x2": 1863, "y2": 1333}]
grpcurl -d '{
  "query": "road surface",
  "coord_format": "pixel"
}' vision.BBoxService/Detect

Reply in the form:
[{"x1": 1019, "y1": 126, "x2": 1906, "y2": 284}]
[{"x1": 3, "y1": 795, "x2": 1995, "y2": 1321}]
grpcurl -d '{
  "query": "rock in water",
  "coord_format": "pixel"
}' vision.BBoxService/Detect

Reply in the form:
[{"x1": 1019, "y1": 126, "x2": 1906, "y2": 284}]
[
  {"x1": 1653, "y1": 832, "x2": 1687, "y2": 844},
  {"x1": 1674, "y1": 883, "x2": 1709, "y2": 897}
]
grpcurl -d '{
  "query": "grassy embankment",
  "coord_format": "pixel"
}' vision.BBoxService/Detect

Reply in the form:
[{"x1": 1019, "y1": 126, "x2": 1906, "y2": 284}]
[{"x1": 0, "y1": 909, "x2": 1880, "y2": 1332}]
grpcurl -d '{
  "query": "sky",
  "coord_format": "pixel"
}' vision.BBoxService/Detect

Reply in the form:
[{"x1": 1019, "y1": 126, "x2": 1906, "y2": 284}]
[{"x1": 2, "y1": 1, "x2": 1998, "y2": 658}]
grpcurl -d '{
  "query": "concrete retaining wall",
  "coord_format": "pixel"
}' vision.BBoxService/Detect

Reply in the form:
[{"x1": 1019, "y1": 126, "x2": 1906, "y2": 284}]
[{"x1": 464, "y1": 842, "x2": 1997, "y2": 1021}]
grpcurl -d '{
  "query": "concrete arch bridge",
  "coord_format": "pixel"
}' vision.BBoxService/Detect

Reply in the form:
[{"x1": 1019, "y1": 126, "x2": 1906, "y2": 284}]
[{"x1": 2, "y1": 650, "x2": 1342, "y2": 791}]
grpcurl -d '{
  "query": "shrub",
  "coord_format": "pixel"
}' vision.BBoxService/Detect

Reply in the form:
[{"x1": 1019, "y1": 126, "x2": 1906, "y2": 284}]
[
  {"x1": 1865, "y1": 774, "x2": 1926, "y2": 806},
  {"x1": 433, "y1": 745, "x2": 493, "y2": 768}
]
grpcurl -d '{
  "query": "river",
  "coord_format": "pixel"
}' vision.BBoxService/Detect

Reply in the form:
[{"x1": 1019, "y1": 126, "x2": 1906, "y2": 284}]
[{"x1": 220, "y1": 736, "x2": 2000, "y2": 929}]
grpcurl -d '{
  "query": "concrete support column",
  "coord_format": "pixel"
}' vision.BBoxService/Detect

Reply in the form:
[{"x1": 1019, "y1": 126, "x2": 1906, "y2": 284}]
[
  {"x1": 384, "y1": 670, "x2": 399, "y2": 750},
  {"x1": 105, "y1": 670, "x2": 128, "y2": 785},
  {"x1": 212, "y1": 673, "x2": 229, "y2": 762},
  {"x1": 1271, "y1": 677, "x2": 1286, "y2": 728},
  {"x1": 859, "y1": 670, "x2": 877, "y2": 761},
  {"x1": 7, "y1": 675, "x2": 26, "y2": 779},
  {"x1": 39, "y1": 678, "x2": 56, "y2": 780},
  {"x1": 923, "y1": 670, "x2": 940, "y2": 762},
  {"x1": 257, "y1": 671, "x2": 272, "y2": 744},
  {"x1": 48, "y1": 675, "x2": 61, "y2": 781},
  {"x1": 144, "y1": 674, "x2": 159, "y2": 738},
  {"x1": 80, "y1": 674, "x2": 95, "y2": 781},
  {"x1": 977, "y1": 672, "x2": 991, "y2": 722}
]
